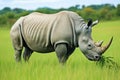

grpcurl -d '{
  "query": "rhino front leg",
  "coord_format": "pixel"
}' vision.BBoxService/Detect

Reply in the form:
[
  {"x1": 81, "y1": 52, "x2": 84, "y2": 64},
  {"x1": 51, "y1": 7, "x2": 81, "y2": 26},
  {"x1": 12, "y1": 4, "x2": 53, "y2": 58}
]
[
  {"x1": 55, "y1": 43, "x2": 75, "y2": 64},
  {"x1": 55, "y1": 43, "x2": 67, "y2": 64},
  {"x1": 23, "y1": 47, "x2": 33, "y2": 62}
]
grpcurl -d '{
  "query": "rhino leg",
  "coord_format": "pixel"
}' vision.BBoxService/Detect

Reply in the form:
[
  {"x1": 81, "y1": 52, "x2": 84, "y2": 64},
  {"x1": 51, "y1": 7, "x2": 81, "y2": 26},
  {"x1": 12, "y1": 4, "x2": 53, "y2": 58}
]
[
  {"x1": 55, "y1": 43, "x2": 75, "y2": 64},
  {"x1": 10, "y1": 32, "x2": 23, "y2": 62},
  {"x1": 23, "y1": 47, "x2": 33, "y2": 62},
  {"x1": 14, "y1": 50, "x2": 22, "y2": 62},
  {"x1": 67, "y1": 47, "x2": 75, "y2": 57},
  {"x1": 12, "y1": 40, "x2": 23, "y2": 62}
]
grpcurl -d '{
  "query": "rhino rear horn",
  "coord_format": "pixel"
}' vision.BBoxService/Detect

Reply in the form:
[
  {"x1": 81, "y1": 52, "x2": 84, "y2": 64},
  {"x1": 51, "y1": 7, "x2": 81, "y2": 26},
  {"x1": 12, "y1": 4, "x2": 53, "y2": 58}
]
[{"x1": 95, "y1": 40, "x2": 103, "y2": 47}]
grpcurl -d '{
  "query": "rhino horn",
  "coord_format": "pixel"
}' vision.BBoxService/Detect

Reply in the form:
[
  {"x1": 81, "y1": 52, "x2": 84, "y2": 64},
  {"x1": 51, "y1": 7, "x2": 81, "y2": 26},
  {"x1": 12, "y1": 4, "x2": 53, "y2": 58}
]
[
  {"x1": 95, "y1": 40, "x2": 103, "y2": 47},
  {"x1": 100, "y1": 37, "x2": 113, "y2": 54}
]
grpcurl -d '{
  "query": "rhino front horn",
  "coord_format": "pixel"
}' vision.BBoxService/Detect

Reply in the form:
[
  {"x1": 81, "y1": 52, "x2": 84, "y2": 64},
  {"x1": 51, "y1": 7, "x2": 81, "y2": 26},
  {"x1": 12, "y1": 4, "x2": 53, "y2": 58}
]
[{"x1": 100, "y1": 37, "x2": 113, "y2": 54}]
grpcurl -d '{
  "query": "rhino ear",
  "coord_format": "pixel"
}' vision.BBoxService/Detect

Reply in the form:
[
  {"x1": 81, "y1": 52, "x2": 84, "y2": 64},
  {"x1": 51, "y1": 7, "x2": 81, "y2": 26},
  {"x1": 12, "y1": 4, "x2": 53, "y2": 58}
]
[
  {"x1": 92, "y1": 20, "x2": 99, "y2": 27},
  {"x1": 87, "y1": 19, "x2": 93, "y2": 27}
]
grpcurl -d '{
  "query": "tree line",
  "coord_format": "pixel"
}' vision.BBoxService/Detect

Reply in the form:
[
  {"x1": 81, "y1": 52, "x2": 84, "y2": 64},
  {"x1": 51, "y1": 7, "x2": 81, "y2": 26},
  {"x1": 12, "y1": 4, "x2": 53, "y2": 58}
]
[{"x1": 0, "y1": 4, "x2": 120, "y2": 27}]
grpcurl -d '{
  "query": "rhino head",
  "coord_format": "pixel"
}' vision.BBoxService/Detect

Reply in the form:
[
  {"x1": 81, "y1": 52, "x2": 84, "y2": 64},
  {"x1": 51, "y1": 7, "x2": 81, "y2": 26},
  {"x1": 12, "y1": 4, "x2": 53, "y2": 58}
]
[{"x1": 78, "y1": 19, "x2": 113, "y2": 61}]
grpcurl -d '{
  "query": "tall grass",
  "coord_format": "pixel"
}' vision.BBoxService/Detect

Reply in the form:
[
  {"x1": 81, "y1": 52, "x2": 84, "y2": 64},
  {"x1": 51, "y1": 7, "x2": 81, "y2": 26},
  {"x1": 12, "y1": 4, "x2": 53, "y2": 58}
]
[{"x1": 0, "y1": 20, "x2": 120, "y2": 80}]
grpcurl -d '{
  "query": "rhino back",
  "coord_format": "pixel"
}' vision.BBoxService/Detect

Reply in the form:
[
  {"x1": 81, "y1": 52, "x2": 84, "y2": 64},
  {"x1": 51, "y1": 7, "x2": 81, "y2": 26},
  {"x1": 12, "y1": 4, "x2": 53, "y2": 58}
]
[{"x1": 22, "y1": 12, "x2": 75, "y2": 53}]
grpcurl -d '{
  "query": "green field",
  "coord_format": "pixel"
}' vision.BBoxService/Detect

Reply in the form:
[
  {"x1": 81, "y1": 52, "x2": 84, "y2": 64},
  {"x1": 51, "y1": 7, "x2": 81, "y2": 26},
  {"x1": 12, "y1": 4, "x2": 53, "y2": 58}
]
[{"x1": 0, "y1": 20, "x2": 120, "y2": 80}]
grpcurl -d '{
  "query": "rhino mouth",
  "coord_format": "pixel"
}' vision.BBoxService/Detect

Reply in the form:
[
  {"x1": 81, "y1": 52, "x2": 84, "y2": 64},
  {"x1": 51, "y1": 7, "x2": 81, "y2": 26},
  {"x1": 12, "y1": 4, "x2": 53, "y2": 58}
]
[
  {"x1": 85, "y1": 53, "x2": 101, "y2": 61},
  {"x1": 88, "y1": 58, "x2": 101, "y2": 61}
]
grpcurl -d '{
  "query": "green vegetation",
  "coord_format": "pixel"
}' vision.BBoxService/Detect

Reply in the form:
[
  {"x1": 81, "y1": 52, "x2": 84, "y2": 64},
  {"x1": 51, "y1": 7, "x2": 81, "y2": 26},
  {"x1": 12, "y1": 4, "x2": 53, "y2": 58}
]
[
  {"x1": 0, "y1": 4, "x2": 120, "y2": 27},
  {"x1": 96, "y1": 56, "x2": 120, "y2": 69},
  {"x1": 0, "y1": 20, "x2": 120, "y2": 80}
]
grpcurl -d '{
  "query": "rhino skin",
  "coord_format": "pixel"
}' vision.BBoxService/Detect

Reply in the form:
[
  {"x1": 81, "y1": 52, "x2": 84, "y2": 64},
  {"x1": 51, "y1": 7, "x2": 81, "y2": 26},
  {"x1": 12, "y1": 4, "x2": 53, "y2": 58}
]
[{"x1": 10, "y1": 11, "x2": 113, "y2": 64}]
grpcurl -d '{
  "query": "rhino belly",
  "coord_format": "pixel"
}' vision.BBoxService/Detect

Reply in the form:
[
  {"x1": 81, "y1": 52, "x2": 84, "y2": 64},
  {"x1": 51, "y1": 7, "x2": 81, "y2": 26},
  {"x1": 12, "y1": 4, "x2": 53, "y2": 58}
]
[
  {"x1": 24, "y1": 34, "x2": 54, "y2": 53},
  {"x1": 29, "y1": 43, "x2": 54, "y2": 53}
]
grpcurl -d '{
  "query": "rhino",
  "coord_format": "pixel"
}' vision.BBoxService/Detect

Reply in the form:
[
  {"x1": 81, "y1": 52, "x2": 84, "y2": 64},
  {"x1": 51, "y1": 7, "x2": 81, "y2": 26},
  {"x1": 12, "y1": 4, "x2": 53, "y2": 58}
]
[{"x1": 10, "y1": 11, "x2": 113, "y2": 64}]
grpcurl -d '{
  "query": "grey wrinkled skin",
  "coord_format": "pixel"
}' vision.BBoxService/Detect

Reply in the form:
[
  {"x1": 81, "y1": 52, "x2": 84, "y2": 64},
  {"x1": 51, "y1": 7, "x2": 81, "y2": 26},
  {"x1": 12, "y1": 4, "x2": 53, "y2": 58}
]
[{"x1": 10, "y1": 11, "x2": 113, "y2": 64}]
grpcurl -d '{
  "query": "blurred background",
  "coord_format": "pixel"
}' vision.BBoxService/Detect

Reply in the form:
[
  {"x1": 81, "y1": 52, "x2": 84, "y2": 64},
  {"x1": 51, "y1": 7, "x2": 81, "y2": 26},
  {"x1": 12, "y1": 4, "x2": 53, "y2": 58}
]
[{"x1": 0, "y1": 0, "x2": 120, "y2": 27}]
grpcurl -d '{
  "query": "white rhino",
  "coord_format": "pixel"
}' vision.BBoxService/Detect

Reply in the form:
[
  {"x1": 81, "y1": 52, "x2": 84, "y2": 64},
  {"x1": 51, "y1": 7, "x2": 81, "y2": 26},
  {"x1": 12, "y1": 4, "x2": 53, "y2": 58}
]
[{"x1": 10, "y1": 11, "x2": 113, "y2": 64}]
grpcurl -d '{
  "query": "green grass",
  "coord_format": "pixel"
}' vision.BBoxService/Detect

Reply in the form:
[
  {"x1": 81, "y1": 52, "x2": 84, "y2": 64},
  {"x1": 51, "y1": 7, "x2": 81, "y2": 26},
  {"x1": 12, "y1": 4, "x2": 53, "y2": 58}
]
[{"x1": 0, "y1": 20, "x2": 120, "y2": 80}]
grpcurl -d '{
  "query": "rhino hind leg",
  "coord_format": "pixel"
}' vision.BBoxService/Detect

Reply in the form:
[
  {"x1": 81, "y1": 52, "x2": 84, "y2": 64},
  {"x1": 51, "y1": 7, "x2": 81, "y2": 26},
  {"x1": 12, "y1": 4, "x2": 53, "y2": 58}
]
[
  {"x1": 12, "y1": 40, "x2": 23, "y2": 62},
  {"x1": 14, "y1": 50, "x2": 22, "y2": 62},
  {"x1": 12, "y1": 42, "x2": 23, "y2": 62},
  {"x1": 23, "y1": 47, "x2": 33, "y2": 62},
  {"x1": 55, "y1": 43, "x2": 75, "y2": 64},
  {"x1": 10, "y1": 33, "x2": 23, "y2": 62}
]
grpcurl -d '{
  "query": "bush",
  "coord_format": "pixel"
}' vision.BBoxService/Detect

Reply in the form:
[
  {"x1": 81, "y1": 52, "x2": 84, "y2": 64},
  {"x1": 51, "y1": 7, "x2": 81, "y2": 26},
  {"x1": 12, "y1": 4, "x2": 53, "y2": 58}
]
[
  {"x1": 0, "y1": 15, "x2": 8, "y2": 25},
  {"x1": 116, "y1": 4, "x2": 120, "y2": 16},
  {"x1": 81, "y1": 7, "x2": 98, "y2": 20},
  {"x1": 6, "y1": 12, "x2": 15, "y2": 19}
]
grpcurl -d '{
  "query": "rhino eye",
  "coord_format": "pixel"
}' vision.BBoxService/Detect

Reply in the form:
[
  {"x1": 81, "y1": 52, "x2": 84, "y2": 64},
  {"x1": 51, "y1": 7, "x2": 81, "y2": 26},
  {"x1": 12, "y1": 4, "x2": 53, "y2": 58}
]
[{"x1": 87, "y1": 44, "x2": 92, "y2": 50}]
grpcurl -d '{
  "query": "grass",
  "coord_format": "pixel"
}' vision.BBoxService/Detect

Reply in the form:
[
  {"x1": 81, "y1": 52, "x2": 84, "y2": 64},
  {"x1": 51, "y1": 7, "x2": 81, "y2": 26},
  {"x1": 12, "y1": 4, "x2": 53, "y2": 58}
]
[
  {"x1": 0, "y1": 20, "x2": 120, "y2": 80},
  {"x1": 96, "y1": 56, "x2": 120, "y2": 69}
]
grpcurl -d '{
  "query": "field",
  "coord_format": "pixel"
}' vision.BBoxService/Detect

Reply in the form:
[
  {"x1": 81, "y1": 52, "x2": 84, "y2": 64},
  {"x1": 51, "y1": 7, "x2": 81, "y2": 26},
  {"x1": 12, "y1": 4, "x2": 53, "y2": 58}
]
[{"x1": 0, "y1": 20, "x2": 120, "y2": 80}]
